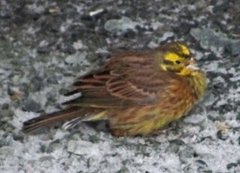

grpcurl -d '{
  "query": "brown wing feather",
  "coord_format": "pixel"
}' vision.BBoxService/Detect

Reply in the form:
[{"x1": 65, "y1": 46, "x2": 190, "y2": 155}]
[
  {"x1": 22, "y1": 107, "x2": 87, "y2": 133},
  {"x1": 63, "y1": 53, "x2": 170, "y2": 108}
]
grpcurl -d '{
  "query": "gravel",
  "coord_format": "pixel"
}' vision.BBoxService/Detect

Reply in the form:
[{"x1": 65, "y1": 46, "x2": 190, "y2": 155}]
[{"x1": 0, "y1": 0, "x2": 240, "y2": 173}]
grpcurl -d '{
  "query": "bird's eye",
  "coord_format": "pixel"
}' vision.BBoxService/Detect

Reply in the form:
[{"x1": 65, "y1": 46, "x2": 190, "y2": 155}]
[{"x1": 175, "y1": 60, "x2": 181, "y2": 64}]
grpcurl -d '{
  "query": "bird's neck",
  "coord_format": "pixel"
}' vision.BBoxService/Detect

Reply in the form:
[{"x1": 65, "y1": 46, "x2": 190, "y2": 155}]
[{"x1": 188, "y1": 71, "x2": 207, "y2": 99}]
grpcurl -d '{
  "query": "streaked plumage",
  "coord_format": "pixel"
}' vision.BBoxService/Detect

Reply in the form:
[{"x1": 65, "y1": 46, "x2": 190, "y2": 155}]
[{"x1": 22, "y1": 42, "x2": 207, "y2": 136}]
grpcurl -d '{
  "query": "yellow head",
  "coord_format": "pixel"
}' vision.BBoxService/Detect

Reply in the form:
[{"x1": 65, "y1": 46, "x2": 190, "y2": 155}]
[{"x1": 155, "y1": 42, "x2": 199, "y2": 76}]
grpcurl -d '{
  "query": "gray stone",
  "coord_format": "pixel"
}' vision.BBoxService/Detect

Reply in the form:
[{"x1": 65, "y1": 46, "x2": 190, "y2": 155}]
[
  {"x1": 22, "y1": 98, "x2": 41, "y2": 112},
  {"x1": 104, "y1": 17, "x2": 139, "y2": 33},
  {"x1": 190, "y1": 28, "x2": 240, "y2": 55}
]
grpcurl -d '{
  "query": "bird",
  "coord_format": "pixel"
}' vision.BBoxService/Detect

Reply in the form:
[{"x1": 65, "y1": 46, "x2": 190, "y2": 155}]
[{"x1": 22, "y1": 42, "x2": 207, "y2": 136}]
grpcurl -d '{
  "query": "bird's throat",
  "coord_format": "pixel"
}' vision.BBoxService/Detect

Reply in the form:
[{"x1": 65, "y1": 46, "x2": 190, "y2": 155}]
[{"x1": 188, "y1": 71, "x2": 207, "y2": 99}]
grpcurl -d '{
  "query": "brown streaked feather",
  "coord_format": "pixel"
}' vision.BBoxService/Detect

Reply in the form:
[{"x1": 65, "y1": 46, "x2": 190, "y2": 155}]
[
  {"x1": 23, "y1": 107, "x2": 93, "y2": 133},
  {"x1": 64, "y1": 89, "x2": 81, "y2": 96},
  {"x1": 63, "y1": 54, "x2": 171, "y2": 107},
  {"x1": 62, "y1": 97, "x2": 131, "y2": 108}
]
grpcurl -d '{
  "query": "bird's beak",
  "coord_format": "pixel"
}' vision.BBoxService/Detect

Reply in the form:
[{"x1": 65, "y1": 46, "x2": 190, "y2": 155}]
[{"x1": 186, "y1": 58, "x2": 199, "y2": 70}]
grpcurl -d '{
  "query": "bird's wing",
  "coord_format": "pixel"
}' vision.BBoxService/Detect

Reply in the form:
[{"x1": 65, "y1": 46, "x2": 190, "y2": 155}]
[{"x1": 63, "y1": 54, "x2": 170, "y2": 108}]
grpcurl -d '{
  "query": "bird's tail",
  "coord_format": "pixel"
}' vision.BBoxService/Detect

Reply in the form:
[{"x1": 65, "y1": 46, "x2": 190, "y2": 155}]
[{"x1": 22, "y1": 106, "x2": 91, "y2": 133}]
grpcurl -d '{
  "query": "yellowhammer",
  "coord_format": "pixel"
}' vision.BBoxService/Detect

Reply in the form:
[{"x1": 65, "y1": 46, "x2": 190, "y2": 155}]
[{"x1": 22, "y1": 42, "x2": 207, "y2": 136}]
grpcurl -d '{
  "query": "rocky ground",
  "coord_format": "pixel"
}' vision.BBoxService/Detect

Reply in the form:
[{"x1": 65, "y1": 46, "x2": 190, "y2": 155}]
[{"x1": 0, "y1": 0, "x2": 240, "y2": 173}]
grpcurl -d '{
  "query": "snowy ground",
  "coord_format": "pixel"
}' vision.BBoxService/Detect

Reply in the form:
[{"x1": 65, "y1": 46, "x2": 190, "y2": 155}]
[{"x1": 0, "y1": 0, "x2": 240, "y2": 173}]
